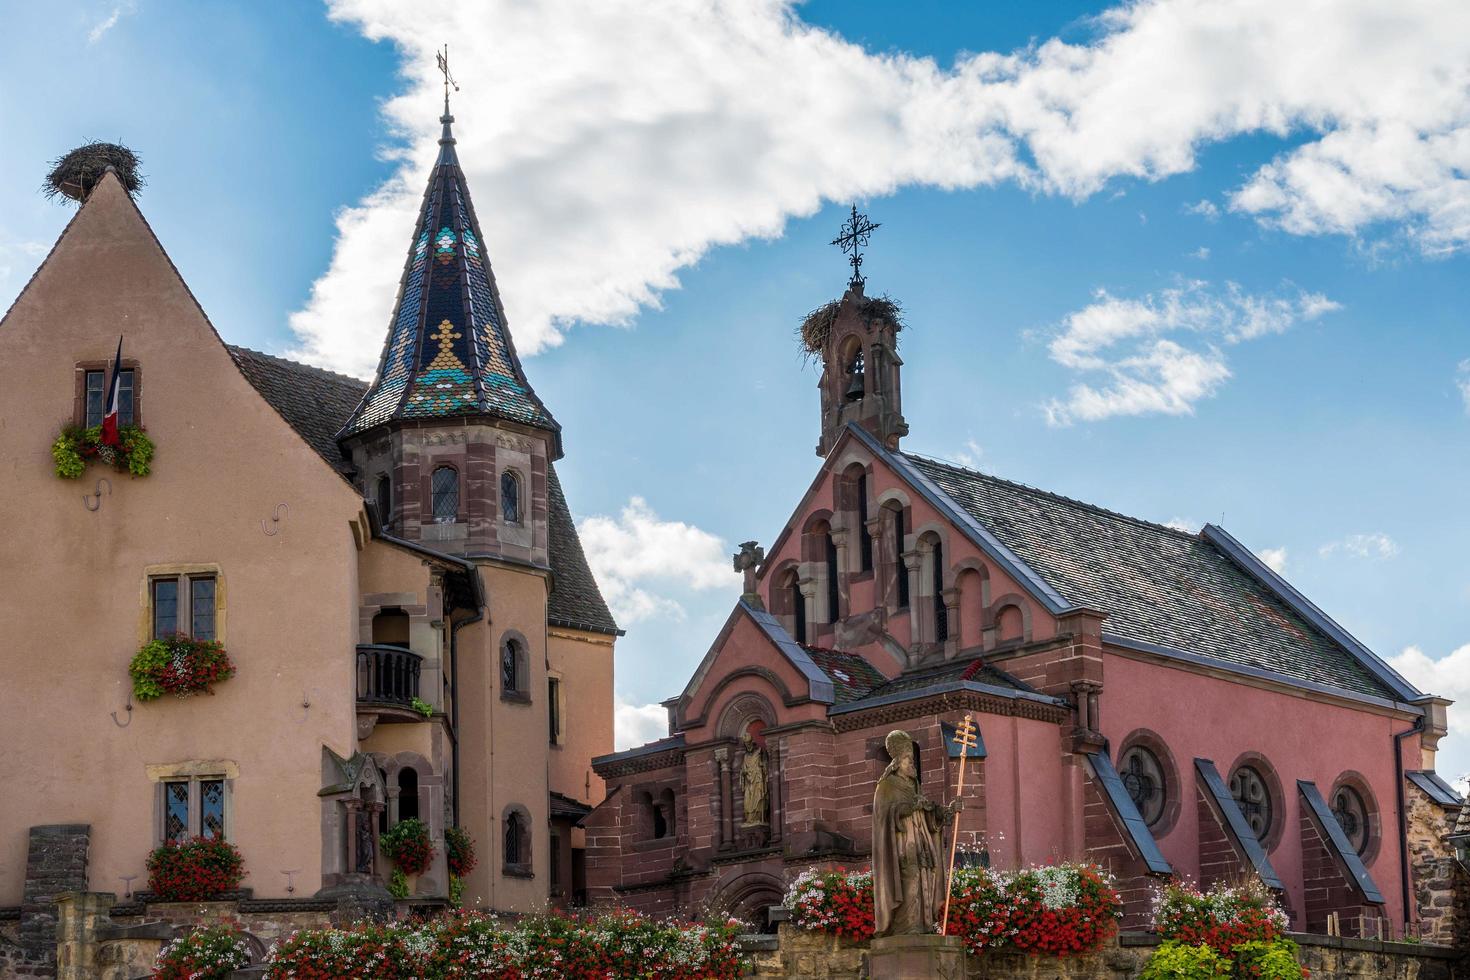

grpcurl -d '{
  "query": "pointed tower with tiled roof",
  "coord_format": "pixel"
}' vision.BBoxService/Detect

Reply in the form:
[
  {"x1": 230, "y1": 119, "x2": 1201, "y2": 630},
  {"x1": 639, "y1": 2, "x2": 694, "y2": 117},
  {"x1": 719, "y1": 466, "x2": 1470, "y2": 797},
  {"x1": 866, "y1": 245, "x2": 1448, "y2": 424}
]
[
  {"x1": 340, "y1": 95, "x2": 561, "y2": 455},
  {"x1": 339, "y1": 87, "x2": 563, "y2": 564}
]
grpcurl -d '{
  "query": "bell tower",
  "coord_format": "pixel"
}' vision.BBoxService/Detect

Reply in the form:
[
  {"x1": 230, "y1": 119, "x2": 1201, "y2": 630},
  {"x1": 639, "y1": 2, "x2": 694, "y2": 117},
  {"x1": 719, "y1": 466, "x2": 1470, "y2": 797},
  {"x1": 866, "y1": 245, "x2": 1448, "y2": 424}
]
[{"x1": 810, "y1": 206, "x2": 907, "y2": 457}]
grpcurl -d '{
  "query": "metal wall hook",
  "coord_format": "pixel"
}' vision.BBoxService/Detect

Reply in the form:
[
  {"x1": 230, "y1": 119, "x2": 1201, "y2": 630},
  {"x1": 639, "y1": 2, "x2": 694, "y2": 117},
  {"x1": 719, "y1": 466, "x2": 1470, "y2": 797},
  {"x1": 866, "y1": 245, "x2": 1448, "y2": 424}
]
[
  {"x1": 83, "y1": 477, "x2": 112, "y2": 511},
  {"x1": 119, "y1": 875, "x2": 138, "y2": 900},
  {"x1": 110, "y1": 701, "x2": 132, "y2": 727},
  {"x1": 281, "y1": 869, "x2": 301, "y2": 894},
  {"x1": 261, "y1": 502, "x2": 288, "y2": 536}
]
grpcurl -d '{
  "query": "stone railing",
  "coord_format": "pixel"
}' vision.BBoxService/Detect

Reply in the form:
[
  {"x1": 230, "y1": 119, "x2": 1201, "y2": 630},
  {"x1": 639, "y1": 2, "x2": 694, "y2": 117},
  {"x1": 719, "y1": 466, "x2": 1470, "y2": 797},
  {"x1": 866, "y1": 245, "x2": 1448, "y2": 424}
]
[
  {"x1": 742, "y1": 924, "x2": 1466, "y2": 980},
  {"x1": 355, "y1": 644, "x2": 422, "y2": 707}
]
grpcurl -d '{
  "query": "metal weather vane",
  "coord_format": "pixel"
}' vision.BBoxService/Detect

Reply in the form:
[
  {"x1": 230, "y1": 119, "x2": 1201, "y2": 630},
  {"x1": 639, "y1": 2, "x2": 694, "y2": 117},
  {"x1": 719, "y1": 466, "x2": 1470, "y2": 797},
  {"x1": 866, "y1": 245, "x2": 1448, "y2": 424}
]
[{"x1": 831, "y1": 203, "x2": 881, "y2": 287}]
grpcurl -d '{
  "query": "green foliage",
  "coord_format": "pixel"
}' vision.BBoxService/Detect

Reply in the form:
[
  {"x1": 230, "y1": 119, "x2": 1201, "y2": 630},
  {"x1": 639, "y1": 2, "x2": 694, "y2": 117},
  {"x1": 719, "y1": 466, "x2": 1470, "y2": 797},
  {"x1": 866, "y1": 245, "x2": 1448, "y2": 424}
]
[
  {"x1": 448, "y1": 872, "x2": 464, "y2": 907},
  {"x1": 388, "y1": 867, "x2": 409, "y2": 900},
  {"x1": 50, "y1": 423, "x2": 154, "y2": 479},
  {"x1": 128, "y1": 634, "x2": 235, "y2": 701},
  {"x1": 1231, "y1": 939, "x2": 1306, "y2": 979},
  {"x1": 1141, "y1": 941, "x2": 1232, "y2": 980},
  {"x1": 51, "y1": 428, "x2": 85, "y2": 479},
  {"x1": 153, "y1": 924, "x2": 251, "y2": 979},
  {"x1": 129, "y1": 639, "x2": 171, "y2": 701},
  {"x1": 411, "y1": 696, "x2": 434, "y2": 718},
  {"x1": 445, "y1": 826, "x2": 477, "y2": 877},
  {"x1": 379, "y1": 817, "x2": 434, "y2": 876}
]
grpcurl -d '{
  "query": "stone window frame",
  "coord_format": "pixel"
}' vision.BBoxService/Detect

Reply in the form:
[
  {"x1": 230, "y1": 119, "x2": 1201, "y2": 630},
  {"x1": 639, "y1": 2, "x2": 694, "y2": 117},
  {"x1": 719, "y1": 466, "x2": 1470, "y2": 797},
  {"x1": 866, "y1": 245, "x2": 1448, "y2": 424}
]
[
  {"x1": 1226, "y1": 750, "x2": 1287, "y2": 854},
  {"x1": 951, "y1": 558, "x2": 991, "y2": 653},
  {"x1": 1328, "y1": 769, "x2": 1381, "y2": 865},
  {"x1": 839, "y1": 461, "x2": 875, "y2": 580},
  {"x1": 147, "y1": 760, "x2": 238, "y2": 847},
  {"x1": 501, "y1": 803, "x2": 534, "y2": 878},
  {"x1": 630, "y1": 781, "x2": 681, "y2": 848},
  {"x1": 141, "y1": 563, "x2": 226, "y2": 645},
  {"x1": 499, "y1": 630, "x2": 531, "y2": 703},
  {"x1": 801, "y1": 511, "x2": 839, "y2": 629},
  {"x1": 499, "y1": 467, "x2": 524, "y2": 525},
  {"x1": 770, "y1": 560, "x2": 806, "y2": 644},
  {"x1": 1116, "y1": 729, "x2": 1182, "y2": 837},
  {"x1": 374, "y1": 473, "x2": 393, "y2": 530},
  {"x1": 73, "y1": 358, "x2": 143, "y2": 429},
  {"x1": 912, "y1": 524, "x2": 954, "y2": 652},
  {"x1": 986, "y1": 594, "x2": 1033, "y2": 649},
  {"x1": 875, "y1": 489, "x2": 913, "y2": 614},
  {"x1": 547, "y1": 673, "x2": 564, "y2": 746},
  {"x1": 429, "y1": 463, "x2": 462, "y2": 524}
]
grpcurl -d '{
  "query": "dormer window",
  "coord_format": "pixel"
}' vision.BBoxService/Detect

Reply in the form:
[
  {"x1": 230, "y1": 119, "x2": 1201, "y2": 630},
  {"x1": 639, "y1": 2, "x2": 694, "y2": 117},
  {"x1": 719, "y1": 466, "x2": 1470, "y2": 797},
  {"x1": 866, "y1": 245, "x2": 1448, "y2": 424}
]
[
  {"x1": 431, "y1": 466, "x2": 459, "y2": 523},
  {"x1": 501, "y1": 469, "x2": 521, "y2": 524}
]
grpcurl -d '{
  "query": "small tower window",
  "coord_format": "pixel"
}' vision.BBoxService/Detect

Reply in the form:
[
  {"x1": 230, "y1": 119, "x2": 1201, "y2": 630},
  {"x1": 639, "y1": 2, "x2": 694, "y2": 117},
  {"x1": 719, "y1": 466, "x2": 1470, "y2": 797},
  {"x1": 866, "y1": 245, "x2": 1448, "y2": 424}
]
[
  {"x1": 825, "y1": 532, "x2": 840, "y2": 624},
  {"x1": 398, "y1": 767, "x2": 419, "y2": 823},
  {"x1": 501, "y1": 636, "x2": 527, "y2": 697},
  {"x1": 431, "y1": 466, "x2": 459, "y2": 523},
  {"x1": 856, "y1": 472, "x2": 872, "y2": 572},
  {"x1": 375, "y1": 475, "x2": 392, "y2": 528},
  {"x1": 501, "y1": 470, "x2": 521, "y2": 524},
  {"x1": 891, "y1": 506, "x2": 909, "y2": 608},
  {"x1": 845, "y1": 348, "x2": 865, "y2": 402}
]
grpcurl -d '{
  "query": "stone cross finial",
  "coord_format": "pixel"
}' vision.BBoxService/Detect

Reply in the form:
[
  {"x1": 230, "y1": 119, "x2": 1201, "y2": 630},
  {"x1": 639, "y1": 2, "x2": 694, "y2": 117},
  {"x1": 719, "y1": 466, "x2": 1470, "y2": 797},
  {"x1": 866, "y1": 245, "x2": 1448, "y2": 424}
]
[{"x1": 733, "y1": 541, "x2": 765, "y2": 607}]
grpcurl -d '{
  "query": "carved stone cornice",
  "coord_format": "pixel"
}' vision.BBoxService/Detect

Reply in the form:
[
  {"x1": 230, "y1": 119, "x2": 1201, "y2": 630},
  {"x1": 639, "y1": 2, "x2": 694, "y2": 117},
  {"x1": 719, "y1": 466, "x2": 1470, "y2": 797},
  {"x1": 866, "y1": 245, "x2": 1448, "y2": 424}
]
[{"x1": 830, "y1": 689, "x2": 1067, "y2": 733}]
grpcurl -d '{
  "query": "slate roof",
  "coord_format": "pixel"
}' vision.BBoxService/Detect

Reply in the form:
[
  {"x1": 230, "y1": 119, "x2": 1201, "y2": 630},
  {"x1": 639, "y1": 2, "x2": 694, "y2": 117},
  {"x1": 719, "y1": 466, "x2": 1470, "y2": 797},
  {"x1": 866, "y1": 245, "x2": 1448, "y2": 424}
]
[
  {"x1": 862, "y1": 658, "x2": 1042, "y2": 702},
  {"x1": 227, "y1": 346, "x2": 616, "y2": 634},
  {"x1": 903, "y1": 453, "x2": 1400, "y2": 701},
  {"x1": 799, "y1": 646, "x2": 889, "y2": 703},
  {"x1": 229, "y1": 346, "x2": 363, "y2": 473},
  {"x1": 549, "y1": 791, "x2": 594, "y2": 822}
]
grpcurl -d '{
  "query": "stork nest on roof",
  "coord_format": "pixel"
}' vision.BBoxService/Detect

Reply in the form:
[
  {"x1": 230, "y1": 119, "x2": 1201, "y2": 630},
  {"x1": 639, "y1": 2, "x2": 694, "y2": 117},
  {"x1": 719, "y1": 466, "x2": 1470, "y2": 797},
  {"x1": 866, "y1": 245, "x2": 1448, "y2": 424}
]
[
  {"x1": 798, "y1": 294, "x2": 903, "y2": 357},
  {"x1": 43, "y1": 142, "x2": 144, "y2": 203}
]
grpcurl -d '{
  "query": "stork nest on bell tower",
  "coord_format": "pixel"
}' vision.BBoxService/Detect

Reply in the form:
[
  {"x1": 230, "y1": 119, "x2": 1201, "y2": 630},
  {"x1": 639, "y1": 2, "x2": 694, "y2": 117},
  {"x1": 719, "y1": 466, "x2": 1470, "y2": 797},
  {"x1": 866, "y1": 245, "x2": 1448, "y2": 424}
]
[
  {"x1": 798, "y1": 294, "x2": 903, "y2": 359},
  {"x1": 43, "y1": 141, "x2": 144, "y2": 203}
]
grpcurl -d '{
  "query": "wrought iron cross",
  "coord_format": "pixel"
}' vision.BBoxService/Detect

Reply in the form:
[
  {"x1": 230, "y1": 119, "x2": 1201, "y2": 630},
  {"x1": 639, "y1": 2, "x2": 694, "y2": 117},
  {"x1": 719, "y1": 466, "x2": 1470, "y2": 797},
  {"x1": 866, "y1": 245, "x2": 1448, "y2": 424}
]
[
  {"x1": 830, "y1": 204, "x2": 880, "y2": 287},
  {"x1": 437, "y1": 44, "x2": 460, "y2": 114}
]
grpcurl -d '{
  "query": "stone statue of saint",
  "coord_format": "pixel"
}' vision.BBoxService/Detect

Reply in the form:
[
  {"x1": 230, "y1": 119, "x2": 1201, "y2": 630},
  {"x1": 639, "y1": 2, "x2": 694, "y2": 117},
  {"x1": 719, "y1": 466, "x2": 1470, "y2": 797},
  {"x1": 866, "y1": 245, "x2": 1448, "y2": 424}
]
[
  {"x1": 872, "y1": 729, "x2": 960, "y2": 936},
  {"x1": 739, "y1": 733, "x2": 768, "y2": 826}
]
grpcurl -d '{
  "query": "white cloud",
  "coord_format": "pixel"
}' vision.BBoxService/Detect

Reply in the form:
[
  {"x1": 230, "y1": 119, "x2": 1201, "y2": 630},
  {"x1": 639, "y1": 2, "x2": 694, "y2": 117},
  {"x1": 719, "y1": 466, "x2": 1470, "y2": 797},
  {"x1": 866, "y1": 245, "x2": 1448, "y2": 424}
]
[
  {"x1": 1256, "y1": 546, "x2": 1288, "y2": 573},
  {"x1": 1184, "y1": 199, "x2": 1220, "y2": 221},
  {"x1": 1456, "y1": 359, "x2": 1470, "y2": 414},
  {"x1": 1319, "y1": 532, "x2": 1399, "y2": 560},
  {"x1": 288, "y1": 0, "x2": 1470, "y2": 376},
  {"x1": 1041, "y1": 281, "x2": 1337, "y2": 425},
  {"x1": 1189, "y1": 246, "x2": 1210, "y2": 260},
  {"x1": 955, "y1": 438, "x2": 984, "y2": 469},
  {"x1": 614, "y1": 696, "x2": 670, "y2": 750},
  {"x1": 1164, "y1": 517, "x2": 1201, "y2": 533},
  {"x1": 87, "y1": 1, "x2": 135, "y2": 44},
  {"x1": 1388, "y1": 644, "x2": 1470, "y2": 788},
  {"x1": 577, "y1": 497, "x2": 737, "y2": 624}
]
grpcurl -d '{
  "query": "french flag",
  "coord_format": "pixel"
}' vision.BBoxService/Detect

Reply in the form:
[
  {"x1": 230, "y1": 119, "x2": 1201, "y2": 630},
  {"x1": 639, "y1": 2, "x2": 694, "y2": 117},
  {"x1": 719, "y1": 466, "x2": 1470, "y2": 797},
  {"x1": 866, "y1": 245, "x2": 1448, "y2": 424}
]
[{"x1": 100, "y1": 336, "x2": 124, "y2": 446}]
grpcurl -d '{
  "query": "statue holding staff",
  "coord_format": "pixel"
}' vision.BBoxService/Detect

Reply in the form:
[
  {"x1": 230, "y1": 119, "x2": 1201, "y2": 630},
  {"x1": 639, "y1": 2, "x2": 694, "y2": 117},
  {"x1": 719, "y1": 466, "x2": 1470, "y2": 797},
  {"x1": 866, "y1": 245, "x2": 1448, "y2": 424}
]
[{"x1": 872, "y1": 729, "x2": 961, "y2": 936}]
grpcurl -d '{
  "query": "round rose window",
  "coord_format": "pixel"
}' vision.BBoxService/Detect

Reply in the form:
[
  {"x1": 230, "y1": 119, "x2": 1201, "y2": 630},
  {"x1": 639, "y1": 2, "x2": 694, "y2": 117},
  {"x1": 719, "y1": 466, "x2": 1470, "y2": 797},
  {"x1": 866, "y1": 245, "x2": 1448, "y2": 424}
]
[{"x1": 1229, "y1": 765, "x2": 1273, "y2": 840}]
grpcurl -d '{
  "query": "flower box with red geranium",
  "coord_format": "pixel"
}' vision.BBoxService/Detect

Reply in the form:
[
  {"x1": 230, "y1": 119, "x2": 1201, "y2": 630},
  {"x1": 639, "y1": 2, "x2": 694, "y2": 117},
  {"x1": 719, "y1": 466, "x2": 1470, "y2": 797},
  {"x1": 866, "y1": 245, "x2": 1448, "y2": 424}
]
[
  {"x1": 128, "y1": 635, "x2": 235, "y2": 702},
  {"x1": 379, "y1": 817, "x2": 434, "y2": 877},
  {"x1": 153, "y1": 924, "x2": 252, "y2": 979},
  {"x1": 146, "y1": 837, "x2": 245, "y2": 902}
]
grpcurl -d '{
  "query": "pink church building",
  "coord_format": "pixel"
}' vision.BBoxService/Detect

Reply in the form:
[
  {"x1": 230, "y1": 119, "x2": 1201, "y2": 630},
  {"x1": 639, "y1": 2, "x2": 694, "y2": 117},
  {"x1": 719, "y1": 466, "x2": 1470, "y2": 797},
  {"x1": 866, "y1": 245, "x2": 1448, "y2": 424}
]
[{"x1": 586, "y1": 267, "x2": 1463, "y2": 941}]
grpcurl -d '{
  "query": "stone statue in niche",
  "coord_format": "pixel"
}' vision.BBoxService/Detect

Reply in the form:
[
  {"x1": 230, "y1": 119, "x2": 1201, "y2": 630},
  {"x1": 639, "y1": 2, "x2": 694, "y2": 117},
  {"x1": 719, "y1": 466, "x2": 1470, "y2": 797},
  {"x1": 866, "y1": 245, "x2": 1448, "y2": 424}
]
[
  {"x1": 354, "y1": 809, "x2": 376, "y2": 874},
  {"x1": 872, "y1": 729, "x2": 960, "y2": 936},
  {"x1": 739, "y1": 733, "x2": 768, "y2": 826}
]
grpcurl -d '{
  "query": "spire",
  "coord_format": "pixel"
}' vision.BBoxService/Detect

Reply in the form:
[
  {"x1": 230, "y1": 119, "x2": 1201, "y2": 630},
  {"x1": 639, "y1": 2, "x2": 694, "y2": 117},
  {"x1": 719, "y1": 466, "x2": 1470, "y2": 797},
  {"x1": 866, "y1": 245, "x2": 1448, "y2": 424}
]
[{"x1": 341, "y1": 54, "x2": 563, "y2": 458}]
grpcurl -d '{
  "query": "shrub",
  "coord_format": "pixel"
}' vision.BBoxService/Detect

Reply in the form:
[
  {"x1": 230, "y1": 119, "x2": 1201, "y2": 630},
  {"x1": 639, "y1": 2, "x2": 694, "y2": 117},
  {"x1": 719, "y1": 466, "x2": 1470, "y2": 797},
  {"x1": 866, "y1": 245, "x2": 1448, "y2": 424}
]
[
  {"x1": 129, "y1": 635, "x2": 236, "y2": 702},
  {"x1": 445, "y1": 826, "x2": 477, "y2": 877},
  {"x1": 380, "y1": 817, "x2": 434, "y2": 876},
  {"x1": 1154, "y1": 878, "x2": 1290, "y2": 956},
  {"x1": 1141, "y1": 941, "x2": 1232, "y2": 980},
  {"x1": 146, "y1": 837, "x2": 245, "y2": 902},
  {"x1": 782, "y1": 867, "x2": 874, "y2": 941},
  {"x1": 1232, "y1": 939, "x2": 1307, "y2": 979},
  {"x1": 997, "y1": 864, "x2": 1122, "y2": 954},
  {"x1": 388, "y1": 867, "x2": 410, "y2": 899},
  {"x1": 153, "y1": 925, "x2": 252, "y2": 979},
  {"x1": 945, "y1": 866, "x2": 1011, "y2": 952},
  {"x1": 265, "y1": 923, "x2": 423, "y2": 979}
]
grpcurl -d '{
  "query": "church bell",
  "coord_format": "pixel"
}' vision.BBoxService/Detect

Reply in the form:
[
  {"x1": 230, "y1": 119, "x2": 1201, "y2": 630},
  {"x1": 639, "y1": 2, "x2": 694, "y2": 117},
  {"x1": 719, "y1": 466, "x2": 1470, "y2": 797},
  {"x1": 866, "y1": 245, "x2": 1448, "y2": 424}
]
[{"x1": 845, "y1": 369, "x2": 865, "y2": 402}]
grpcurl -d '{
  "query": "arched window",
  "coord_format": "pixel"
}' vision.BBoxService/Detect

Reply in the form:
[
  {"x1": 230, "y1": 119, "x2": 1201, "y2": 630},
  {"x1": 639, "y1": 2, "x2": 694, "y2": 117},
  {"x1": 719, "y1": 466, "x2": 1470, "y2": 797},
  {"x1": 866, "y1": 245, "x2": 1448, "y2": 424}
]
[
  {"x1": 825, "y1": 531, "x2": 840, "y2": 624},
  {"x1": 931, "y1": 539, "x2": 948, "y2": 643},
  {"x1": 398, "y1": 767, "x2": 419, "y2": 822},
  {"x1": 890, "y1": 504, "x2": 909, "y2": 608},
  {"x1": 784, "y1": 570, "x2": 806, "y2": 644},
  {"x1": 431, "y1": 466, "x2": 459, "y2": 523},
  {"x1": 855, "y1": 472, "x2": 872, "y2": 572},
  {"x1": 375, "y1": 475, "x2": 392, "y2": 528},
  {"x1": 844, "y1": 346, "x2": 865, "y2": 401},
  {"x1": 1332, "y1": 784, "x2": 1370, "y2": 855},
  {"x1": 659, "y1": 788, "x2": 677, "y2": 838},
  {"x1": 996, "y1": 604, "x2": 1025, "y2": 645},
  {"x1": 501, "y1": 636, "x2": 527, "y2": 697},
  {"x1": 500, "y1": 469, "x2": 521, "y2": 524},
  {"x1": 503, "y1": 809, "x2": 529, "y2": 871}
]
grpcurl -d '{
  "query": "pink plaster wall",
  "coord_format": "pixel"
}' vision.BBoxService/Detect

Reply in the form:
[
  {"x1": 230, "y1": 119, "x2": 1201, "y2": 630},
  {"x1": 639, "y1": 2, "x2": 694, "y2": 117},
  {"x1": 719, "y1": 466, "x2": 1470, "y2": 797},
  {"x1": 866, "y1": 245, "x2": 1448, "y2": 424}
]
[{"x1": 1100, "y1": 650, "x2": 1416, "y2": 926}]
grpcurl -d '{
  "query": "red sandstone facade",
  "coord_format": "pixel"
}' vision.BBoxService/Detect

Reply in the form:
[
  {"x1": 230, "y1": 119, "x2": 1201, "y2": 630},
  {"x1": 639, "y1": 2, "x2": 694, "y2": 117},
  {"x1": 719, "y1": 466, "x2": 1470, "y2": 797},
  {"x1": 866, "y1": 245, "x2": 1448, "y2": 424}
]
[{"x1": 587, "y1": 282, "x2": 1461, "y2": 938}]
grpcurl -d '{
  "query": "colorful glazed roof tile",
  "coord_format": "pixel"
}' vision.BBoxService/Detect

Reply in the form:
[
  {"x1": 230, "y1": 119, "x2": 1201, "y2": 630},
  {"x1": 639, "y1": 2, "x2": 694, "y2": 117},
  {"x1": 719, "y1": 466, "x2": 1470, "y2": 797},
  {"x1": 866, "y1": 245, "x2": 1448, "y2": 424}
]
[{"x1": 340, "y1": 109, "x2": 562, "y2": 455}]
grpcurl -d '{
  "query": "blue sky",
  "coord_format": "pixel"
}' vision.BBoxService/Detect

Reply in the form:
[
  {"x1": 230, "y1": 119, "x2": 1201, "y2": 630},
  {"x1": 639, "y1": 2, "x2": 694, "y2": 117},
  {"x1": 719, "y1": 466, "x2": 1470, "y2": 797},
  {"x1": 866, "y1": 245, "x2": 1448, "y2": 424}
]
[{"x1": 2, "y1": 2, "x2": 1466, "y2": 777}]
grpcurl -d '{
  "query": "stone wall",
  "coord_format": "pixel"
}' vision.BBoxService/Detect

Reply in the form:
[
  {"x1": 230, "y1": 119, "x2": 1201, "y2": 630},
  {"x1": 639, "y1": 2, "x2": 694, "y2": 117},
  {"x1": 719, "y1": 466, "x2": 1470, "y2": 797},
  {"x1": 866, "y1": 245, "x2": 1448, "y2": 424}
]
[
  {"x1": 1406, "y1": 780, "x2": 1468, "y2": 947},
  {"x1": 743, "y1": 926, "x2": 1466, "y2": 980}
]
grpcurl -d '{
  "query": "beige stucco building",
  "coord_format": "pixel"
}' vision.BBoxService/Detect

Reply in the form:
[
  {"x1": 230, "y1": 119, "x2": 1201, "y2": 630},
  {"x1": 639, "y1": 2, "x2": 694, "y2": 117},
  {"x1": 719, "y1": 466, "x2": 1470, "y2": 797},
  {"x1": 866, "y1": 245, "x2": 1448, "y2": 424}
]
[{"x1": 0, "y1": 110, "x2": 619, "y2": 916}]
